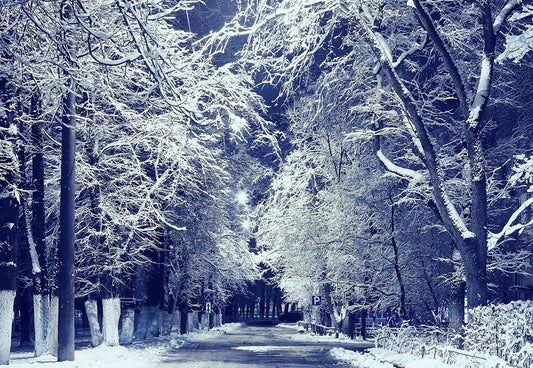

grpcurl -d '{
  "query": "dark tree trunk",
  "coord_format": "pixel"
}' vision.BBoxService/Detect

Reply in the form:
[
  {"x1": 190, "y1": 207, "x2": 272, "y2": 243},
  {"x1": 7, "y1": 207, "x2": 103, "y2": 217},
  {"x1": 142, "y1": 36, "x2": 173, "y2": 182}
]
[
  {"x1": 0, "y1": 68, "x2": 19, "y2": 365},
  {"x1": 258, "y1": 281, "x2": 265, "y2": 319},
  {"x1": 389, "y1": 199, "x2": 407, "y2": 319},
  {"x1": 265, "y1": 285, "x2": 271, "y2": 319},
  {"x1": 460, "y1": 238, "x2": 487, "y2": 311},
  {"x1": 16, "y1": 284, "x2": 32, "y2": 347},
  {"x1": 360, "y1": 308, "x2": 367, "y2": 340},
  {"x1": 57, "y1": 79, "x2": 76, "y2": 362},
  {"x1": 323, "y1": 283, "x2": 339, "y2": 331},
  {"x1": 0, "y1": 201, "x2": 18, "y2": 291},
  {"x1": 15, "y1": 110, "x2": 33, "y2": 348},
  {"x1": 179, "y1": 301, "x2": 189, "y2": 334},
  {"x1": 341, "y1": 311, "x2": 356, "y2": 339},
  {"x1": 449, "y1": 280, "x2": 466, "y2": 347}
]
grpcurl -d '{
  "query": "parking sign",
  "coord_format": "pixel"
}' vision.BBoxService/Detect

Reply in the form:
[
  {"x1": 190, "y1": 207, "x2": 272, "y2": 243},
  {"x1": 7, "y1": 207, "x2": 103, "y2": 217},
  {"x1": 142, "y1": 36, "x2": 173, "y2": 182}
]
[{"x1": 312, "y1": 296, "x2": 321, "y2": 306}]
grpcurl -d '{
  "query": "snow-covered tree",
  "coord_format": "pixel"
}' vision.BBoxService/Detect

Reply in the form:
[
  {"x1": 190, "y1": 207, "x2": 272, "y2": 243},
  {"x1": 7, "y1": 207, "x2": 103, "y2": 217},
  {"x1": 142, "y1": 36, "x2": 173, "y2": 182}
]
[
  {"x1": 0, "y1": 0, "x2": 276, "y2": 360},
  {"x1": 219, "y1": 0, "x2": 533, "y2": 313},
  {"x1": 255, "y1": 82, "x2": 453, "y2": 333}
]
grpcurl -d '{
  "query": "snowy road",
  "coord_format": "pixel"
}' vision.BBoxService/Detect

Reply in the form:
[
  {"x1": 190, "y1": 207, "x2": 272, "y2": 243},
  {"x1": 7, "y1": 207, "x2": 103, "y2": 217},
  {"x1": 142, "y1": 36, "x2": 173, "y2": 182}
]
[{"x1": 156, "y1": 323, "x2": 373, "y2": 368}]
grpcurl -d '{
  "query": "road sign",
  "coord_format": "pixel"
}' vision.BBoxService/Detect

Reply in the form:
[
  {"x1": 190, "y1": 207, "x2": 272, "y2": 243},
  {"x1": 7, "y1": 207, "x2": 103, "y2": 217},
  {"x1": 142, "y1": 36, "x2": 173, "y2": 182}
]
[
  {"x1": 312, "y1": 296, "x2": 322, "y2": 306},
  {"x1": 204, "y1": 291, "x2": 213, "y2": 301},
  {"x1": 206, "y1": 301, "x2": 212, "y2": 313}
]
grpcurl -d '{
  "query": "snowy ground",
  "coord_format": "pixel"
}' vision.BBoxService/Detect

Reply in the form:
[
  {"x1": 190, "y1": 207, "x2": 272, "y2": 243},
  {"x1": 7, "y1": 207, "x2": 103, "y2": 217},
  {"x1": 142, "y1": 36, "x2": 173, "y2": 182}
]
[
  {"x1": 8, "y1": 323, "x2": 244, "y2": 368},
  {"x1": 331, "y1": 345, "x2": 508, "y2": 368},
  {"x1": 291, "y1": 323, "x2": 505, "y2": 368},
  {"x1": 331, "y1": 347, "x2": 461, "y2": 368},
  {"x1": 8, "y1": 323, "x2": 505, "y2": 368}
]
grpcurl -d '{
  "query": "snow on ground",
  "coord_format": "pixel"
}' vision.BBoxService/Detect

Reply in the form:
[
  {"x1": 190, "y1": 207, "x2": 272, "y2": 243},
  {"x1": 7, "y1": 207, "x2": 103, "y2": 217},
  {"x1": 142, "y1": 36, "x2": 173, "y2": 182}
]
[
  {"x1": 331, "y1": 347, "x2": 395, "y2": 368},
  {"x1": 330, "y1": 345, "x2": 508, "y2": 368},
  {"x1": 291, "y1": 327, "x2": 503, "y2": 368},
  {"x1": 8, "y1": 323, "x2": 243, "y2": 368},
  {"x1": 290, "y1": 324, "x2": 370, "y2": 345},
  {"x1": 369, "y1": 348, "x2": 458, "y2": 368},
  {"x1": 9, "y1": 345, "x2": 163, "y2": 368},
  {"x1": 8, "y1": 323, "x2": 508, "y2": 368}
]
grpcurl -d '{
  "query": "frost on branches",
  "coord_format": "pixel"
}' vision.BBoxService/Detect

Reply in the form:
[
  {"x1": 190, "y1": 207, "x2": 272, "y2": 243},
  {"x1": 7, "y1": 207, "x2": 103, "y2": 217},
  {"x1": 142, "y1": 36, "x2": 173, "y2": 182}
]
[
  {"x1": 497, "y1": 4, "x2": 533, "y2": 63},
  {"x1": 488, "y1": 155, "x2": 533, "y2": 251},
  {"x1": 223, "y1": 0, "x2": 533, "y2": 311}
]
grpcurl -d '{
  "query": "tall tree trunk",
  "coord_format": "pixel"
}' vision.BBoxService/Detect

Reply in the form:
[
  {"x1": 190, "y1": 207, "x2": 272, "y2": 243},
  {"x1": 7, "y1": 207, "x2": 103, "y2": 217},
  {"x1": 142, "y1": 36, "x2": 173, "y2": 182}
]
[
  {"x1": 0, "y1": 69, "x2": 19, "y2": 365},
  {"x1": 29, "y1": 92, "x2": 51, "y2": 357},
  {"x1": 57, "y1": 77, "x2": 76, "y2": 362},
  {"x1": 460, "y1": 238, "x2": 487, "y2": 311},
  {"x1": 16, "y1": 106, "x2": 33, "y2": 349}
]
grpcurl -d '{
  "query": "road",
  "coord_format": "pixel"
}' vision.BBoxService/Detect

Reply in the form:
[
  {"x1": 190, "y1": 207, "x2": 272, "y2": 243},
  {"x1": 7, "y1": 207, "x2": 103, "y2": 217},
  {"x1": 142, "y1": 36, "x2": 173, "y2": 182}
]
[{"x1": 156, "y1": 322, "x2": 373, "y2": 368}]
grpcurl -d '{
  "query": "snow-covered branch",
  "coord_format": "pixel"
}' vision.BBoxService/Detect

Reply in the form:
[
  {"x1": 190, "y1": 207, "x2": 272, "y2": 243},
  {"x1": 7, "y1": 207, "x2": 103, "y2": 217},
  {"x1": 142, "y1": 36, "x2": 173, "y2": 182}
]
[
  {"x1": 376, "y1": 149, "x2": 423, "y2": 181},
  {"x1": 488, "y1": 196, "x2": 533, "y2": 251}
]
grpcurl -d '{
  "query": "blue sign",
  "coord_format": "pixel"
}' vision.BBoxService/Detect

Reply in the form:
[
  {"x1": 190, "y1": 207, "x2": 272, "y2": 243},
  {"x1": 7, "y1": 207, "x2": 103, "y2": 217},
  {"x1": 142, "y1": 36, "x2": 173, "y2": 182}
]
[
  {"x1": 312, "y1": 296, "x2": 321, "y2": 306},
  {"x1": 204, "y1": 291, "x2": 213, "y2": 301}
]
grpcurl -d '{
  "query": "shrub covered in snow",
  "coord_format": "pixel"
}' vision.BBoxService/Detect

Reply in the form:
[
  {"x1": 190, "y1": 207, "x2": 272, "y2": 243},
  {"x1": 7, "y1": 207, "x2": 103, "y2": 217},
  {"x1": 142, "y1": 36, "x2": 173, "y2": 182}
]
[
  {"x1": 374, "y1": 323, "x2": 450, "y2": 357},
  {"x1": 464, "y1": 300, "x2": 533, "y2": 367},
  {"x1": 374, "y1": 301, "x2": 533, "y2": 367}
]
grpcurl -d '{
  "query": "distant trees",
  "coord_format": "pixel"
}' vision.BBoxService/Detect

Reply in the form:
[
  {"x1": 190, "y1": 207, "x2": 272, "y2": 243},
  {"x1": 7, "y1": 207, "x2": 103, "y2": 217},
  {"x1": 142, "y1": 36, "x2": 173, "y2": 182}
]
[{"x1": 256, "y1": 86, "x2": 452, "y2": 331}]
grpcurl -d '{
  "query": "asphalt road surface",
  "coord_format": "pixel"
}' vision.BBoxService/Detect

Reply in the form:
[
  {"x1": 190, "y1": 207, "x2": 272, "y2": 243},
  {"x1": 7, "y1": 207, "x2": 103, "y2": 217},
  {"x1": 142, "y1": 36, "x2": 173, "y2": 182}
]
[{"x1": 157, "y1": 322, "x2": 373, "y2": 368}]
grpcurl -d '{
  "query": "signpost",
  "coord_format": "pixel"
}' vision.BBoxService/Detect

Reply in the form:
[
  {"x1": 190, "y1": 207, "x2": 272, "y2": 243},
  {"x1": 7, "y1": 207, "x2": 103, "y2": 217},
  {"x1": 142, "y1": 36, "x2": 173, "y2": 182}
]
[
  {"x1": 311, "y1": 296, "x2": 321, "y2": 328},
  {"x1": 203, "y1": 292, "x2": 214, "y2": 329}
]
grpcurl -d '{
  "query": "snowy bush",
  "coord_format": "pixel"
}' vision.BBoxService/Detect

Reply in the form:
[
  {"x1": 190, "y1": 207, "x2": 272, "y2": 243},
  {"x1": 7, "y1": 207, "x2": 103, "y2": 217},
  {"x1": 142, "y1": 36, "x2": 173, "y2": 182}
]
[
  {"x1": 375, "y1": 302, "x2": 533, "y2": 367},
  {"x1": 374, "y1": 323, "x2": 449, "y2": 358},
  {"x1": 464, "y1": 301, "x2": 533, "y2": 367}
]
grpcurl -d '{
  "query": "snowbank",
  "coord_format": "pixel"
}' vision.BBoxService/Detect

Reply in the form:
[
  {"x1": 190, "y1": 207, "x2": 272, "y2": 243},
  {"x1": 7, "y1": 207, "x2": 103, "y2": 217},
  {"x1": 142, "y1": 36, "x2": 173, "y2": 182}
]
[
  {"x1": 7, "y1": 323, "x2": 244, "y2": 368},
  {"x1": 9, "y1": 344, "x2": 163, "y2": 368},
  {"x1": 331, "y1": 347, "x2": 463, "y2": 368}
]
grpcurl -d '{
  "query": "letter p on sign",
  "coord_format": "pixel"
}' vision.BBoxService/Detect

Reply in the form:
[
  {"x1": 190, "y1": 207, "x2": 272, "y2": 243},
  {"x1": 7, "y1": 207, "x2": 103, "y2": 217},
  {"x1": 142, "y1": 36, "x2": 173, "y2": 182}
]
[{"x1": 312, "y1": 296, "x2": 321, "y2": 306}]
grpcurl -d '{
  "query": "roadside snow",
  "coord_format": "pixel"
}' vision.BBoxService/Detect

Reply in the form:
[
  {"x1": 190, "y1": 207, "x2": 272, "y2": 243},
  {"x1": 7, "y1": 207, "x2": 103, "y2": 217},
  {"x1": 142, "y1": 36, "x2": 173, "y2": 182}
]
[
  {"x1": 331, "y1": 347, "x2": 461, "y2": 368},
  {"x1": 9, "y1": 345, "x2": 163, "y2": 368},
  {"x1": 331, "y1": 347, "x2": 395, "y2": 368},
  {"x1": 291, "y1": 331, "x2": 368, "y2": 344},
  {"x1": 7, "y1": 323, "x2": 244, "y2": 368}
]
